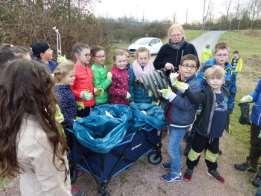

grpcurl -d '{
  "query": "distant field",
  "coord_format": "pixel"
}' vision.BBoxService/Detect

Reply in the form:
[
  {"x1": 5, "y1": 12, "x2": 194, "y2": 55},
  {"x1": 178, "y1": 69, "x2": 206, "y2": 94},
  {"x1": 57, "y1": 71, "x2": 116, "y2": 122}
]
[{"x1": 219, "y1": 30, "x2": 261, "y2": 147}]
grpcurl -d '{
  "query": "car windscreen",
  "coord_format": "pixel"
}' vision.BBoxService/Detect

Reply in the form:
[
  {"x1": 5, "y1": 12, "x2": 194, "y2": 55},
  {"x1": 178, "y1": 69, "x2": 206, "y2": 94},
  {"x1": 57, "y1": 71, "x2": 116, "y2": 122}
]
[{"x1": 135, "y1": 38, "x2": 152, "y2": 45}]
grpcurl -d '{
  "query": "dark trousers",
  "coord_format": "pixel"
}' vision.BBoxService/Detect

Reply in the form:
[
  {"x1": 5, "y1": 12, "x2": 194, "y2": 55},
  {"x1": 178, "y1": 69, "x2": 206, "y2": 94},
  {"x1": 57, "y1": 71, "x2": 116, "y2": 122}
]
[
  {"x1": 248, "y1": 124, "x2": 261, "y2": 167},
  {"x1": 187, "y1": 133, "x2": 219, "y2": 171}
]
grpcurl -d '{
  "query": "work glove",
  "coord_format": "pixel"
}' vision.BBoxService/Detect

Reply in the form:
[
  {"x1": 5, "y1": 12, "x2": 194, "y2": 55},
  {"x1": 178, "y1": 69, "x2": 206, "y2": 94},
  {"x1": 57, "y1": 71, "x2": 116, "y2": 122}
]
[
  {"x1": 240, "y1": 95, "x2": 253, "y2": 103},
  {"x1": 80, "y1": 90, "x2": 93, "y2": 100},
  {"x1": 158, "y1": 87, "x2": 176, "y2": 101},
  {"x1": 126, "y1": 91, "x2": 131, "y2": 99},
  {"x1": 57, "y1": 55, "x2": 68, "y2": 64},
  {"x1": 94, "y1": 88, "x2": 103, "y2": 96},
  {"x1": 107, "y1": 71, "x2": 112, "y2": 80},
  {"x1": 169, "y1": 72, "x2": 179, "y2": 86},
  {"x1": 172, "y1": 80, "x2": 189, "y2": 93},
  {"x1": 76, "y1": 101, "x2": 84, "y2": 110}
]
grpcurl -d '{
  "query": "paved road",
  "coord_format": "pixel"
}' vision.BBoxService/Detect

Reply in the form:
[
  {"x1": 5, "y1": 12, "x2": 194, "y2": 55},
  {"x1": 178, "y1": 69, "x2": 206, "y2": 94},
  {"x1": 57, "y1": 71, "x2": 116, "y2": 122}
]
[{"x1": 191, "y1": 31, "x2": 225, "y2": 57}]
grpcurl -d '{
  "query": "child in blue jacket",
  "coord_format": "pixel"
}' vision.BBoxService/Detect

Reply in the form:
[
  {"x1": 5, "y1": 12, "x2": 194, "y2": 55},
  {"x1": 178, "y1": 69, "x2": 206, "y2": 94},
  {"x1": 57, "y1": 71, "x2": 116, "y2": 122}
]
[
  {"x1": 53, "y1": 60, "x2": 77, "y2": 128},
  {"x1": 235, "y1": 80, "x2": 261, "y2": 173},
  {"x1": 159, "y1": 54, "x2": 201, "y2": 182},
  {"x1": 197, "y1": 42, "x2": 236, "y2": 115}
]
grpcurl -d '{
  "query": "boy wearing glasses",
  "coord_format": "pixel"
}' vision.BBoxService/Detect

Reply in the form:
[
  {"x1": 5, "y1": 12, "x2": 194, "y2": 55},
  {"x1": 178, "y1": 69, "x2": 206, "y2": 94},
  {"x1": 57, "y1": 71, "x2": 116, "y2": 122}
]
[
  {"x1": 197, "y1": 42, "x2": 236, "y2": 115},
  {"x1": 159, "y1": 54, "x2": 201, "y2": 182}
]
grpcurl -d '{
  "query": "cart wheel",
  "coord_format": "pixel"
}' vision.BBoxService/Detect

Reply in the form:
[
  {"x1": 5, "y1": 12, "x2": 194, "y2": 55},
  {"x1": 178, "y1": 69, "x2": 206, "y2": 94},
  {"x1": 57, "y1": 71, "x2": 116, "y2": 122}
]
[
  {"x1": 99, "y1": 191, "x2": 110, "y2": 196},
  {"x1": 148, "y1": 151, "x2": 162, "y2": 165},
  {"x1": 98, "y1": 183, "x2": 110, "y2": 196}
]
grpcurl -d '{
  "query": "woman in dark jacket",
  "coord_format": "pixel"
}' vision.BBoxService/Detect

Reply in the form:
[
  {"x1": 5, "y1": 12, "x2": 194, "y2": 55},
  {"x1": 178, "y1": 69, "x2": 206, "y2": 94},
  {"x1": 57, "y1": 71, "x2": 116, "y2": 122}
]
[{"x1": 153, "y1": 24, "x2": 199, "y2": 73}]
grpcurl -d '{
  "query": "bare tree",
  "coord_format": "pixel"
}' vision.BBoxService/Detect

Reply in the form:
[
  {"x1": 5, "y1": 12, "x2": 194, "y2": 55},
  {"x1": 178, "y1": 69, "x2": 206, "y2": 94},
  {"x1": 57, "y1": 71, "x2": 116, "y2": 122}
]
[
  {"x1": 225, "y1": 0, "x2": 233, "y2": 30},
  {"x1": 249, "y1": 0, "x2": 259, "y2": 29}
]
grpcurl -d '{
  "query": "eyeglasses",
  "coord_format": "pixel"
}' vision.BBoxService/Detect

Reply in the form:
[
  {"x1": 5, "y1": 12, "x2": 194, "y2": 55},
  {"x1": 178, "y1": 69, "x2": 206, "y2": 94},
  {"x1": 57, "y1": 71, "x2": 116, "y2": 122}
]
[
  {"x1": 216, "y1": 53, "x2": 228, "y2": 57},
  {"x1": 181, "y1": 63, "x2": 197, "y2": 69}
]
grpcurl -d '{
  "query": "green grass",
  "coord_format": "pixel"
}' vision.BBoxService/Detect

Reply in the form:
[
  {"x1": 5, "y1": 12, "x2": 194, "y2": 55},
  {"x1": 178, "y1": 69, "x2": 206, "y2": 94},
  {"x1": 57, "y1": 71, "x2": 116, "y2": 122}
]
[
  {"x1": 220, "y1": 30, "x2": 261, "y2": 58},
  {"x1": 185, "y1": 30, "x2": 204, "y2": 41},
  {"x1": 219, "y1": 30, "x2": 261, "y2": 148}
]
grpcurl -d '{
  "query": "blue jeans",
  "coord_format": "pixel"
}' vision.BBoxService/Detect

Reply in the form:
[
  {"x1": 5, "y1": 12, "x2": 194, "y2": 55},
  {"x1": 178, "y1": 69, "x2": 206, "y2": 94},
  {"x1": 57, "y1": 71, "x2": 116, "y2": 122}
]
[{"x1": 168, "y1": 126, "x2": 187, "y2": 175}]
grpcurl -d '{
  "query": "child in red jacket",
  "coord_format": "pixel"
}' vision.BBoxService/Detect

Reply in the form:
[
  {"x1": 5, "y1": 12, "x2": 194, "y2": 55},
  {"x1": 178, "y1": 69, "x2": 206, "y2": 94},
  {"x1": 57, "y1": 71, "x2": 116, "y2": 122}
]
[
  {"x1": 71, "y1": 42, "x2": 95, "y2": 117},
  {"x1": 109, "y1": 49, "x2": 131, "y2": 104}
]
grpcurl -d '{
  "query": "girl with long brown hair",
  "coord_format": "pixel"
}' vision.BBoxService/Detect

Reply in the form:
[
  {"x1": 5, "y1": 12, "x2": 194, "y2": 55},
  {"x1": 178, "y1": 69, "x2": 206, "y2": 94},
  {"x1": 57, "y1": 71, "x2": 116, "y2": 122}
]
[{"x1": 0, "y1": 59, "x2": 72, "y2": 196}]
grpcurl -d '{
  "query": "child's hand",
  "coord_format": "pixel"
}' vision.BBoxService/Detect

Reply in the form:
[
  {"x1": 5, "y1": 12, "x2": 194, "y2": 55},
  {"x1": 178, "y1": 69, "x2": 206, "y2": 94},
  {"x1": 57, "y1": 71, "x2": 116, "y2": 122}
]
[
  {"x1": 126, "y1": 91, "x2": 131, "y2": 99},
  {"x1": 169, "y1": 72, "x2": 179, "y2": 86},
  {"x1": 80, "y1": 90, "x2": 93, "y2": 100},
  {"x1": 158, "y1": 87, "x2": 176, "y2": 101},
  {"x1": 94, "y1": 88, "x2": 103, "y2": 96},
  {"x1": 240, "y1": 95, "x2": 253, "y2": 103},
  {"x1": 172, "y1": 80, "x2": 189, "y2": 93},
  {"x1": 107, "y1": 72, "x2": 112, "y2": 80}
]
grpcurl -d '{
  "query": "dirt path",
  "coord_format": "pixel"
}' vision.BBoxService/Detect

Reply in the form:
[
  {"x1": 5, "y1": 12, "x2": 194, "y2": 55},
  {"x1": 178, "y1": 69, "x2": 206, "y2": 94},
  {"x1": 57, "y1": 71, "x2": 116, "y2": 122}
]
[
  {"x1": 191, "y1": 31, "x2": 225, "y2": 56},
  {"x1": 72, "y1": 133, "x2": 255, "y2": 196}
]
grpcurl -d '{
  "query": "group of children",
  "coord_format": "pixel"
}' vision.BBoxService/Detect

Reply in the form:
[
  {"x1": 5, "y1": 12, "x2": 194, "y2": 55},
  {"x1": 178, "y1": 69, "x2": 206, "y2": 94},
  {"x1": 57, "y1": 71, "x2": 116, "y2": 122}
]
[
  {"x1": 0, "y1": 41, "x2": 158, "y2": 195},
  {"x1": 0, "y1": 29, "x2": 251, "y2": 195}
]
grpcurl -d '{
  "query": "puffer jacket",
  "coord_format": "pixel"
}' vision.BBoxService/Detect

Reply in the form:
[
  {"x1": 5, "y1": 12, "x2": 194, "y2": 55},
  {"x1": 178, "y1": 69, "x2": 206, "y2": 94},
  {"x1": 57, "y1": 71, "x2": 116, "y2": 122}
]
[
  {"x1": 153, "y1": 40, "x2": 198, "y2": 72},
  {"x1": 250, "y1": 80, "x2": 261, "y2": 126},
  {"x1": 167, "y1": 75, "x2": 201, "y2": 127},
  {"x1": 91, "y1": 63, "x2": 112, "y2": 104},
  {"x1": 197, "y1": 58, "x2": 236, "y2": 113},
  {"x1": 71, "y1": 63, "x2": 95, "y2": 107},
  {"x1": 109, "y1": 65, "x2": 129, "y2": 104}
]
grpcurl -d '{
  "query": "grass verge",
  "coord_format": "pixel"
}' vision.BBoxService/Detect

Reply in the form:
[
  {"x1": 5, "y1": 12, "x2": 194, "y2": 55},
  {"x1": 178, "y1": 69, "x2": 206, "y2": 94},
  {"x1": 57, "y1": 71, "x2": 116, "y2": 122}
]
[{"x1": 219, "y1": 30, "x2": 261, "y2": 147}]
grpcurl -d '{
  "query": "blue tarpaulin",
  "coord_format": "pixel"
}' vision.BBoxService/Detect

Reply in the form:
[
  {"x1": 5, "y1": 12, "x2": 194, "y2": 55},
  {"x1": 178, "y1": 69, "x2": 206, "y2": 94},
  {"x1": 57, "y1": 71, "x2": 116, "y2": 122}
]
[
  {"x1": 72, "y1": 103, "x2": 165, "y2": 153},
  {"x1": 72, "y1": 104, "x2": 132, "y2": 153},
  {"x1": 130, "y1": 103, "x2": 166, "y2": 131}
]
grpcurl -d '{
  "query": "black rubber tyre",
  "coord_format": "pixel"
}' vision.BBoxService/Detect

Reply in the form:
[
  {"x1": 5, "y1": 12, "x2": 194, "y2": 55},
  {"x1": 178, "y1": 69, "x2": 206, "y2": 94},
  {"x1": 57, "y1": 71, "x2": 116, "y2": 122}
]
[{"x1": 148, "y1": 151, "x2": 162, "y2": 165}]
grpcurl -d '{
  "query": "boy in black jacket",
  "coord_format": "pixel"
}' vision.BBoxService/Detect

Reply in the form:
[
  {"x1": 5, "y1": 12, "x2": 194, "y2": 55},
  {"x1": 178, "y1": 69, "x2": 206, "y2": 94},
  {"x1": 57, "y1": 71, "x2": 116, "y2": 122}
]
[{"x1": 175, "y1": 65, "x2": 228, "y2": 183}]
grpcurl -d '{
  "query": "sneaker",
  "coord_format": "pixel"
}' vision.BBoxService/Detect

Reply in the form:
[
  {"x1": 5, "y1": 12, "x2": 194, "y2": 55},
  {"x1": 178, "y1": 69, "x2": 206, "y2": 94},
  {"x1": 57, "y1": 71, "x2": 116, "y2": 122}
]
[
  {"x1": 207, "y1": 170, "x2": 225, "y2": 183},
  {"x1": 161, "y1": 173, "x2": 182, "y2": 182},
  {"x1": 234, "y1": 162, "x2": 257, "y2": 173},
  {"x1": 162, "y1": 162, "x2": 171, "y2": 169},
  {"x1": 183, "y1": 168, "x2": 193, "y2": 181},
  {"x1": 252, "y1": 176, "x2": 261, "y2": 187},
  {"x1": 252, "y1": 173, "x2": 261, "y2": 187}
]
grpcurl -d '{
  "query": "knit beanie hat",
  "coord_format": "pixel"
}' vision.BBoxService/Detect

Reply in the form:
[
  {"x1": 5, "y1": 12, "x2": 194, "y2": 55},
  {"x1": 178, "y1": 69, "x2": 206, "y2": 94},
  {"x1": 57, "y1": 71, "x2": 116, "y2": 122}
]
[{"x1": 32, "y1": 42, "x2": 49, "y2": 58}]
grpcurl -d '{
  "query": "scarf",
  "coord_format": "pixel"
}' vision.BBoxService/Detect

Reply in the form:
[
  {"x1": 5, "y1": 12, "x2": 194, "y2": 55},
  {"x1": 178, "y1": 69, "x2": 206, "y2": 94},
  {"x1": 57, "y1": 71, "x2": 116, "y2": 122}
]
[
  {"x1": 132, "y1": 60, "x2": 155, "y2": 80},
  {"x1": 168, "y1": 39, "x2": 185, "y2": 50}
]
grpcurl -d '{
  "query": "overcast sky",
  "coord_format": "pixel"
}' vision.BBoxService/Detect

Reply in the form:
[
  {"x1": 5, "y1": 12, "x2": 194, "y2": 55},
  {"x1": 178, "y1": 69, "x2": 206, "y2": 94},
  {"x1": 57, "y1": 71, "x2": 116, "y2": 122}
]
[{"x1": 93, "y1": 0, "x2": 249, "y2": 23}]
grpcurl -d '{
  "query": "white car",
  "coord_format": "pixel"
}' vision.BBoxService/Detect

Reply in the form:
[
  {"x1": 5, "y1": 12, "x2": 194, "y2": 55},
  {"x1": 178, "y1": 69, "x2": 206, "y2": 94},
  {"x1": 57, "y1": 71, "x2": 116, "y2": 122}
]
[{"x1": 128, "y1": 37, "x2": 163, "y2": 55}]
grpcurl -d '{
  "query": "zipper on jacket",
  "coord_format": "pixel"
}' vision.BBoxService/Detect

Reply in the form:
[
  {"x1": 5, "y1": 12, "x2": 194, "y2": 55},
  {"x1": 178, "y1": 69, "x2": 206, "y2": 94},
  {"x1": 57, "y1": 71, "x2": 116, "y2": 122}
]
[{"x1": 207, "y1": 92, "x2": 216, "y2": 135}]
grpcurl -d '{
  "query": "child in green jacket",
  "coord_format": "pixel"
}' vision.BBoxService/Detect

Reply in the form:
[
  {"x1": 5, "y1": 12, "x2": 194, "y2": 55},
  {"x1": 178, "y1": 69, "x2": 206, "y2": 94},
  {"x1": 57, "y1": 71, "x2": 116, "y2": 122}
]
[{"x1": 91, "y1": 46, "x2": 112, "y2": 104}]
